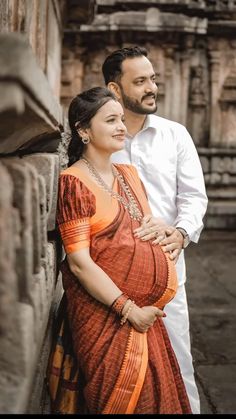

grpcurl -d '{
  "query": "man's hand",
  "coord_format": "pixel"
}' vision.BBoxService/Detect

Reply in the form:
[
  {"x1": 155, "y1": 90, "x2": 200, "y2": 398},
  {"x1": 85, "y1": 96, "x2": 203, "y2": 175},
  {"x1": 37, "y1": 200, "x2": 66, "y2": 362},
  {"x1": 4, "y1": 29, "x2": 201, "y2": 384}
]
[
  {"x1": 133, "y1": 214, "x2": 168, "y2": 242},
  {"x1": 133, "y1": 215, "x2": 184, "y2": 263},
  {"x1": 154, "y1": 227, "x2": 184, "y2": 263}
]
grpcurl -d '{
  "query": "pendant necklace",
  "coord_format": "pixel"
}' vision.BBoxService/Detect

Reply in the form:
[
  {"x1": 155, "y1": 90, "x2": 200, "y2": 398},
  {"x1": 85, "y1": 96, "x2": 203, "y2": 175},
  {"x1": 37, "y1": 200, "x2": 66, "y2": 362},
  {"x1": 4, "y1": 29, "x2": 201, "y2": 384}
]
[{"x1": 81, "y1": 157, "x2": 142, "y2": 222}]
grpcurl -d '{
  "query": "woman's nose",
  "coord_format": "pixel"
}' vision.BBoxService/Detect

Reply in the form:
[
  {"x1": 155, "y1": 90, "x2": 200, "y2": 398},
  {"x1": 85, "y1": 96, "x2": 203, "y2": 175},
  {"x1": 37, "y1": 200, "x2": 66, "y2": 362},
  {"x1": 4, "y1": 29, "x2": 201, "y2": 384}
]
[{"x1": 119, "y1": 120, "x2": 127, "y2": 132}]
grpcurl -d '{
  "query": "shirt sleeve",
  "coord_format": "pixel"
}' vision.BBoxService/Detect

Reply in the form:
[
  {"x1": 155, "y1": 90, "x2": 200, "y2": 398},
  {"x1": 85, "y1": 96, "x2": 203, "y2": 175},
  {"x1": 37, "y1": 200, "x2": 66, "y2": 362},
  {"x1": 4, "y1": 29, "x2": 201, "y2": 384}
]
[
  {"x1": 57, "y1": 174, "x2": 96, "y2": 254},
  {"x1": 174, "y1": 126, "x2": 208, "y2": 243}
]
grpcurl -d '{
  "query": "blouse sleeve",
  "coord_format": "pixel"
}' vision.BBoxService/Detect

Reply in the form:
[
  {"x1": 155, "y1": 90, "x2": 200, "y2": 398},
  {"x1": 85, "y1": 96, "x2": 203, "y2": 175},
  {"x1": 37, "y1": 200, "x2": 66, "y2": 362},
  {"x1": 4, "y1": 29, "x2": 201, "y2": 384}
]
[{"x1": 57, "y1": 174, "x2": 96, "y2": 254}]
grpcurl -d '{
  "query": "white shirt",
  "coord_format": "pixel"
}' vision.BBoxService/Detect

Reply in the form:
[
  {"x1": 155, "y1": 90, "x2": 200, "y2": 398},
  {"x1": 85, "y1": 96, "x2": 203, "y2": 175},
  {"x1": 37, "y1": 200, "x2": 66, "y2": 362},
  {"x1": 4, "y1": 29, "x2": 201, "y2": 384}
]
[{"x1": 112, "y1": 114, "x2": 208, "y2": 285}]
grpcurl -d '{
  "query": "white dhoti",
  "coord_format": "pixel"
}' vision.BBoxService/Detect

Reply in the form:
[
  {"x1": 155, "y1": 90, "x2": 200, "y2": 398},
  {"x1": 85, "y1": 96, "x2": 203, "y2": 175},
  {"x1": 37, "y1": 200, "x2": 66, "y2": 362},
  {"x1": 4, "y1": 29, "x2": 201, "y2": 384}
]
[{"x1": 164, "y1": 284, "x2": 200, "y2": 414}]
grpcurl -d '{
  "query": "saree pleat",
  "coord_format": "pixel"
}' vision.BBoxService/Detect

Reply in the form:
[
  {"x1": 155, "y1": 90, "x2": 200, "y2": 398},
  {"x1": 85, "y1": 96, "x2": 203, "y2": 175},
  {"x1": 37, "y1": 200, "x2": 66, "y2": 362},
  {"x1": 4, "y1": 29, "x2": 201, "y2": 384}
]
[{"x1": 47, "y1": 164, "x2": 192, "y2": 414}]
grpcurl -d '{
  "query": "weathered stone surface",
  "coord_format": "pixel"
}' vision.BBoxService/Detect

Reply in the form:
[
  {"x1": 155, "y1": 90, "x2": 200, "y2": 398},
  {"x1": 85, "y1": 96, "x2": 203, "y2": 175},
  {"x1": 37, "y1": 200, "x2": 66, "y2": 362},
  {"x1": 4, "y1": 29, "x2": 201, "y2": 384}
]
[
  {"x1": 80, "y1": 8, "x2": 207, "y2": 33},
  {"x1": 0, "y1": 302, "x2": 34, "y2": 413},
  {"x1": 38, "y1": 175, "x2": 48, "y2": 258},
  {"x1": 0, "y1": 33, "x2": 62, "y2": 153},
  {"x1": 2, "y1": 158, "x2": 34, "y2": 304},
  {"x1": 23, "y1": 153, "x2": 60, "y2": 231},
  {"x1": 0, "y1": 163, "x2": 17, "y2": 335}
]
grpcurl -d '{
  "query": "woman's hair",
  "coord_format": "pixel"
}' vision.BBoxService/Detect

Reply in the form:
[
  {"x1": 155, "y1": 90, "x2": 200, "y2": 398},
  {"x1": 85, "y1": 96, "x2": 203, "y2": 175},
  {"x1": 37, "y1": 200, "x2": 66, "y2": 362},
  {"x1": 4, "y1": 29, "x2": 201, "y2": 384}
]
[
  {"x1": 67, "y1": 86, "x2": 117, "y2": 166},
  {"x1": 102, "y1": 46, "x2": 148, "y2": 86}
]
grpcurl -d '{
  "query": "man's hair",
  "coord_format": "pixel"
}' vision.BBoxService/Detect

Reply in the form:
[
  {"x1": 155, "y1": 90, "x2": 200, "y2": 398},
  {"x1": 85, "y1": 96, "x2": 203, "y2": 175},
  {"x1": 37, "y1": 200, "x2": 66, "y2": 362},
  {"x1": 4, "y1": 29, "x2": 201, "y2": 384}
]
[{"x1": 102, "y1": 46, "x2": 148, "y2": 85}]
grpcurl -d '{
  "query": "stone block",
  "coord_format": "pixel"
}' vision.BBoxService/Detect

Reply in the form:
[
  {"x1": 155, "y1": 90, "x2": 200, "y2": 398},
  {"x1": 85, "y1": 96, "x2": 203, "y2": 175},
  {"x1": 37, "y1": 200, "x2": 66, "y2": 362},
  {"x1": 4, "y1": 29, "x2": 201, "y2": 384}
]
[
  {"x1": 208, "y1": 200, "x2": 236, "y2": 215},
  {"x1": 199, "y1": 155, "x2": 210, "y2": 173},
  {"x1": 31, "y1": 267, "x2": 47, "y2": 343},
  {"x1": 0, "y1": 163, "x2": 18, "y2": 335},
  {"x1": 209, "y1": 172, "x2": 222, "y2": 184},
  {"x1": 22, "y1": 153, "x2": 60, "y2": 231},
  {"x1": 0, "y1": 302, "x2": 35, "y2": 413},
  {"x1": 21, "y1": 158, "x2": 41, "y2": 274},
  {"x1": 0, "y1": 33, "x2": 62, "y2": 153},
  {"x1": 2, "y1": 158, "x2": 34, "y2": 304},
  {"x1": 38, "y1": 175, "x2": 48, "y2": 258},
  {"x1": 231, "y1": 158, "x2": 236, "y2": 174},
  {"x1": 46, "y1": 242, "x2": 57, "y2": 300}
]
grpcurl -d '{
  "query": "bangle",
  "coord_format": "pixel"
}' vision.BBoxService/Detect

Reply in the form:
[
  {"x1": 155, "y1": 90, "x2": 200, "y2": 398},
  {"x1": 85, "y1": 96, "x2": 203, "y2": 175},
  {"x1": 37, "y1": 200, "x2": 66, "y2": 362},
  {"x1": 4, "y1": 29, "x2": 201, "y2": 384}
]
[
  {"x1": 111, "y1": 293, "x2": 129, "y2": 317},
  {"x1": 120, "y1": 300, "x2": 135, "y2": 325}
]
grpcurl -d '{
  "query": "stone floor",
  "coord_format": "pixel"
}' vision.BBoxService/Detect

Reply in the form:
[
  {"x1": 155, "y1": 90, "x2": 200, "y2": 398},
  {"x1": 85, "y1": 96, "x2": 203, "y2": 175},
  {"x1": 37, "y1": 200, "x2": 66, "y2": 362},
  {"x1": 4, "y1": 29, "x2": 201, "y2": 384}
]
[{"x1": 185, "y1": 230, "x2": 236, "y2": 414}]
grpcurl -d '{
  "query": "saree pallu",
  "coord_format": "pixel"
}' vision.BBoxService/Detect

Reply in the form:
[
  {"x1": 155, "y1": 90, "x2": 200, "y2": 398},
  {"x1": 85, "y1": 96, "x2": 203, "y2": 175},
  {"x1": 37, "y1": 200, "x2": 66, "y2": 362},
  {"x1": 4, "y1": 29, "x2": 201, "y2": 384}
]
[{"x1": 47, "y1": 165, "x2": 192, "y2": 414}]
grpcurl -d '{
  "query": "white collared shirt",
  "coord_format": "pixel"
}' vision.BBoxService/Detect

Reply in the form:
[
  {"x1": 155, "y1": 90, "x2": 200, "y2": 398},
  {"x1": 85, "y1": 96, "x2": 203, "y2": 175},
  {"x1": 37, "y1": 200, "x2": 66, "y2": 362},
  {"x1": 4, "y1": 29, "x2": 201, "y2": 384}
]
[{"x1": 112, "y1": 114, "x2": 208, "y2": 284}]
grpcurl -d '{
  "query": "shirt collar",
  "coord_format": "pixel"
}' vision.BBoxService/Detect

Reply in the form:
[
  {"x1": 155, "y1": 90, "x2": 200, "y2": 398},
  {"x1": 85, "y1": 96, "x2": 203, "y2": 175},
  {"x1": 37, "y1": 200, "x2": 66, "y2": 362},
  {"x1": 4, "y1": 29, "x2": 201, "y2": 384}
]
[
  {"x1": 142, "y1": 114, "x2": 157, "y2": 131},
  {"x1": 126, "y1": 114, "x2": 157, "y2": 139}
]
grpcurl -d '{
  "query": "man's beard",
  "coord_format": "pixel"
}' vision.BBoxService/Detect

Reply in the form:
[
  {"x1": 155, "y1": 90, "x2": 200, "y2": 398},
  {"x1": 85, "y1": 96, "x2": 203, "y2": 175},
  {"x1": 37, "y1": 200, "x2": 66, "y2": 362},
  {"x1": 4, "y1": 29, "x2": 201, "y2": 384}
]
[{"x1": 120, "y1": 89, "x2": 158, "y2": 115}]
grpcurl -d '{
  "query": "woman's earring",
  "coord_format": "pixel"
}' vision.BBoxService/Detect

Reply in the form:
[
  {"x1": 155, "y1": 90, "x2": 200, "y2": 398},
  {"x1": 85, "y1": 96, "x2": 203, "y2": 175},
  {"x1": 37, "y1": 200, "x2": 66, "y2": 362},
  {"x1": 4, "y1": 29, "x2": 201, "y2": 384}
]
[{"x1": 82, "y1": 137, "x2": 90, "y2": 145}]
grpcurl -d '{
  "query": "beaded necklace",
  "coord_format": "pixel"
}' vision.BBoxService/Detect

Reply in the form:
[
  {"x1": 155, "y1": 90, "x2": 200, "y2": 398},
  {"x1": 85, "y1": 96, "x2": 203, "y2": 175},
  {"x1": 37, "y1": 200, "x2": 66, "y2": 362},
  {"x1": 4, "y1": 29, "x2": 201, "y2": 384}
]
[{"x1": 81, "y1": 157, "x2": 142, "y2": 222}]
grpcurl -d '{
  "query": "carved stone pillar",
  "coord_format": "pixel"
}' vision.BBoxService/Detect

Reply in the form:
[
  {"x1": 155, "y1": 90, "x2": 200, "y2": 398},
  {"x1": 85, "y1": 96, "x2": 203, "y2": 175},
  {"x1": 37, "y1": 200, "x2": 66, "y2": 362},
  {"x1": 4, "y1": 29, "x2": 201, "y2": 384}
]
[
  {"x1": 164, "y1": 46, "x2": 176, "y2": 120},
  {"x1": 219, "y1": 41, "x2": 236, "y2": 148},
  {"x1": 188, "y1": 65, "x2": 208, "y2": 146},
  {"x1": 180, "y1": 52, "x2": 192, "y2": 126},
  {"x1": 208, "y1": 49, "x2": 221, "y2": 147}
]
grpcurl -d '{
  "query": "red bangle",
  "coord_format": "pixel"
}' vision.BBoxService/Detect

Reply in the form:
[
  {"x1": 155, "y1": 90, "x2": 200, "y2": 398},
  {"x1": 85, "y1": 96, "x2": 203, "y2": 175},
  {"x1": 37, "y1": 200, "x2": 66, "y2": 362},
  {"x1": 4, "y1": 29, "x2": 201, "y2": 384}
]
[{"x1": 111, "y1": 293, "x2": 129, "y2": 317}]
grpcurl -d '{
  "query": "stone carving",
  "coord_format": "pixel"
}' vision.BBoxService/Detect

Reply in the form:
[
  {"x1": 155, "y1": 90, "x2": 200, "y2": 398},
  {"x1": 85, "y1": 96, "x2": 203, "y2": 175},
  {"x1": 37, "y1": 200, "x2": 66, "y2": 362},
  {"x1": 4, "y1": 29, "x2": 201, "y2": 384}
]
[{"x1": 189, "y1": 65, "x2": 207, "y2": 107}]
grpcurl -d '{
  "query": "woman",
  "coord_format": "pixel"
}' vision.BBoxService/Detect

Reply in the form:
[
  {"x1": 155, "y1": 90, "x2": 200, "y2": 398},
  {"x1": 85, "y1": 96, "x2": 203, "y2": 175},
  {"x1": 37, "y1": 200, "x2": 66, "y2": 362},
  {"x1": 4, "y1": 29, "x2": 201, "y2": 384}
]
[{"x1": 47, "y1": 87, "x2": 192, "y2": 414}]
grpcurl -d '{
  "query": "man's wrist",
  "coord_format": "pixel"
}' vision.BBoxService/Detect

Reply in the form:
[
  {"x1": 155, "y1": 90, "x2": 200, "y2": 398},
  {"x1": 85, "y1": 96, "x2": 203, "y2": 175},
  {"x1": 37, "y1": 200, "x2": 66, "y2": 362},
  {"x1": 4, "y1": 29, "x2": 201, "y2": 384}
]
[{"x1": 176, "y1": 227, "x2": 190, "y2": 249}]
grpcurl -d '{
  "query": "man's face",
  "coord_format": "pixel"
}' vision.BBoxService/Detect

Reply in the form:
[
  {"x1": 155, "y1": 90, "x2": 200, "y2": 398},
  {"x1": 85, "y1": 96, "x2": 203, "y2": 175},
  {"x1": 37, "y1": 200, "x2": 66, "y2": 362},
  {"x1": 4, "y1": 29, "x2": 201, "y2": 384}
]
[{"x1": 118, "y1": 56, "x2": 158, "y2": 115}]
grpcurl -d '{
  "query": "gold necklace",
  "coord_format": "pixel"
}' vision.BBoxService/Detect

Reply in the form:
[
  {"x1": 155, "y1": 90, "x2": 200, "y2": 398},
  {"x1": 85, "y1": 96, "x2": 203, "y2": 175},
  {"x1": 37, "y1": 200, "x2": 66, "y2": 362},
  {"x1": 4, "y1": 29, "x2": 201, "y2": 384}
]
[{"x1": 81, "y1": 157, "x2": 143, "y2": 222}]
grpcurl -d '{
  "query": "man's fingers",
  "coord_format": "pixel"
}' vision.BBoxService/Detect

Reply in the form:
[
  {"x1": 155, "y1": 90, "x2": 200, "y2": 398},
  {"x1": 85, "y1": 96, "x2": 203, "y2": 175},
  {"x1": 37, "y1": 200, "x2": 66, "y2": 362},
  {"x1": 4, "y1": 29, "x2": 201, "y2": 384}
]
[
  {"x1": 168, "y1": 249, "x2": 180, "y2": 263},
  {"x1": 165, "y1": 226, "x2": 175, "y2": 235},
  {"x1": 134, "y1": 226, "x2": 166, "y2": 239},
  {"x1": 162, "y1": 242, "x2": 179, "y2": 252},
  {"x1": 152, "y1": 235, "x2": 166, "y2": 245}
]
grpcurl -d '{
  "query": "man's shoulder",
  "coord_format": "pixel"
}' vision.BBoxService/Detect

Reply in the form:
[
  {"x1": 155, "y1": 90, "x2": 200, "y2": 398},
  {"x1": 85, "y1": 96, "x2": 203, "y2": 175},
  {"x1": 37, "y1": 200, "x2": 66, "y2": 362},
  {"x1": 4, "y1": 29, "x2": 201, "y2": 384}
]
[{"x1": 149, "y1": 114, "x2": 187, "y2": 133}]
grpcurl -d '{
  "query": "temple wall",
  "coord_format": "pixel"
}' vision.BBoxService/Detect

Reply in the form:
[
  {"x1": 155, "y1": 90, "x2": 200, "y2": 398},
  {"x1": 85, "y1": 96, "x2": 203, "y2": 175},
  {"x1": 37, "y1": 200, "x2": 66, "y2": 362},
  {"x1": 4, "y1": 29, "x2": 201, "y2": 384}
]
[
  {"x1": 62, "y1": 0, "x2": 236, "y2": 229},
  {"x1": 0, "y1": 0, "x2": 95, "y2": 413}
]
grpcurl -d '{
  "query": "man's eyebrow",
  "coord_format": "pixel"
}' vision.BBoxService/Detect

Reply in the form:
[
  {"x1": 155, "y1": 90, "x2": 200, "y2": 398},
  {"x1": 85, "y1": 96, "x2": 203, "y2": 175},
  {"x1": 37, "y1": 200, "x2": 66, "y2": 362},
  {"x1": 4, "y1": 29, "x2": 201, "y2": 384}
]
[{"x1": 133, "y1": 76, "x2": 146, "y2": 81}]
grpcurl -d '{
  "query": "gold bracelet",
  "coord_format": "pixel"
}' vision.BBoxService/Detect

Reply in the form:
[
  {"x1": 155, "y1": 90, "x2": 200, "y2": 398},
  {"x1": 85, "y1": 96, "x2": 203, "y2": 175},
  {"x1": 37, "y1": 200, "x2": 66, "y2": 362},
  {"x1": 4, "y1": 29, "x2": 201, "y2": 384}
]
[{"x1": 120, "y1": 300, "x2": 135, "y2": 325}]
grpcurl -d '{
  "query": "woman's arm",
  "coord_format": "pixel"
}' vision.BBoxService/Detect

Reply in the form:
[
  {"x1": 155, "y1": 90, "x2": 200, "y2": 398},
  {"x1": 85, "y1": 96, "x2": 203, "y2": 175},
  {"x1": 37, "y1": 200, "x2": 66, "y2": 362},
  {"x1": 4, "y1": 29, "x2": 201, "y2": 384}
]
[
  {"x1": 67, "y1": 248, "x2": 165, "y2": 332},
  {"x1": 68, "y1": 247, "x2": 123, "y2": 306}
]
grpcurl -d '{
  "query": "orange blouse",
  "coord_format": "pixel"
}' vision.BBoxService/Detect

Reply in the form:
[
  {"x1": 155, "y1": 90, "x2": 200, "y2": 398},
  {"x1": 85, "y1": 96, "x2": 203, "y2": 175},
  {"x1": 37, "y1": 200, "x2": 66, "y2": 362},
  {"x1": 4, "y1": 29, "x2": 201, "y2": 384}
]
[{"x1": 57, "y1": 164, "x2": 150, "y2": 254}]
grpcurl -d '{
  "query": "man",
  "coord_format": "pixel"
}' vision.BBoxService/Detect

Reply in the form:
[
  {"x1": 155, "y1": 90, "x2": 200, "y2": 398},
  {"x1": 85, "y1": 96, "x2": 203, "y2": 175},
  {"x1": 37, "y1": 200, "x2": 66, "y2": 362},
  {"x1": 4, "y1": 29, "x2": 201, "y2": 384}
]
[{"x1": 102, "y1": 46, "x2": 208, "y2": 414}]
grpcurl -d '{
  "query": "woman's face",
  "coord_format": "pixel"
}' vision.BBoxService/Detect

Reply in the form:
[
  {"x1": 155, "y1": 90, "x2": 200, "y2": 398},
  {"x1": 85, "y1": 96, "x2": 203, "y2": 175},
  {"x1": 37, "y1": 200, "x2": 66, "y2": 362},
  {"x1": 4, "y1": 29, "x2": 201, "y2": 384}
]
[{"x1": 86, "y1": 100, "x2": 127, "y2": 154}]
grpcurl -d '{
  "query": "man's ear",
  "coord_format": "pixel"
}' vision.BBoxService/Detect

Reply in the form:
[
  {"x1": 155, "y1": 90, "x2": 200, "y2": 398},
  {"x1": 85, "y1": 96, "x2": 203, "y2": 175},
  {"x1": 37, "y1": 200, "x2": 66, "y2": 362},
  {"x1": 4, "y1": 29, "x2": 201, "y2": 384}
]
[{"x1": 107, "y1": 82, "x2": 121, "y2": 100}]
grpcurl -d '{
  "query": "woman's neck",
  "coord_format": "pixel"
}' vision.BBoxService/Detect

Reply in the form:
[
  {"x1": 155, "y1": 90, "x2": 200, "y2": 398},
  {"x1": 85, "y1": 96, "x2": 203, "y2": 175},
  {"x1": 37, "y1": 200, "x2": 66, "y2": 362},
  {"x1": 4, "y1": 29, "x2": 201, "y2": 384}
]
[{"x1": 82, "y1": 151, "x2": 112, "y2": 174}]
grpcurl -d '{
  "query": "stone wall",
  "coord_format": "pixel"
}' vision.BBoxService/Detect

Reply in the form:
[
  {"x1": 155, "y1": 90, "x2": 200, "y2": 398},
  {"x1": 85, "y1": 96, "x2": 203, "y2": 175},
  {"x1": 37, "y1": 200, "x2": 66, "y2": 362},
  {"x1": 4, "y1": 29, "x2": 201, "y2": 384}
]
[
  {"x1": 0, "y1": 24, "x2": 63, "y2": 416},
  {"x1": 0, "y1": 0, "x2": 95, "y2": 413},
  {"x1": 62, "y1": 0, "x2": 236, "y2": 229}
]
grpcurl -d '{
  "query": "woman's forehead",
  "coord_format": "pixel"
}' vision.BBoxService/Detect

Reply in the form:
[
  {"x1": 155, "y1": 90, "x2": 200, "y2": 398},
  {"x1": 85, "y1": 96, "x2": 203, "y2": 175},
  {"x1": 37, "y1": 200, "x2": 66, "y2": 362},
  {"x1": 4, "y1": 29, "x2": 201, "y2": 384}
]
[{"x1": 97, "y1": 99, "x2": 123, "y2": 116}]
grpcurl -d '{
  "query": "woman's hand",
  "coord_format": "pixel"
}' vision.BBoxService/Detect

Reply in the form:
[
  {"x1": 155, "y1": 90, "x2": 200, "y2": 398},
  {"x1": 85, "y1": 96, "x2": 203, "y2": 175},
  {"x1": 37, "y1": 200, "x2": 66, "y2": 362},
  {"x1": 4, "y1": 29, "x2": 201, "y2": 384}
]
[{"x1": 127, "y1": 304, "x2": 166, "y2": 333}]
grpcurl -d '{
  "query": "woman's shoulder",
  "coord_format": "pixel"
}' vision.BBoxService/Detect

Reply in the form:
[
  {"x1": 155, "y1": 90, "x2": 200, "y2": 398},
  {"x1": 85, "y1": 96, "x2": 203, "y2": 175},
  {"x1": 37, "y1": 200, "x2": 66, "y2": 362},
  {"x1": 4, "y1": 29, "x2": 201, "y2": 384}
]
[{"x1": 60, "y1": 165, "x2": 82, "y2": 179}]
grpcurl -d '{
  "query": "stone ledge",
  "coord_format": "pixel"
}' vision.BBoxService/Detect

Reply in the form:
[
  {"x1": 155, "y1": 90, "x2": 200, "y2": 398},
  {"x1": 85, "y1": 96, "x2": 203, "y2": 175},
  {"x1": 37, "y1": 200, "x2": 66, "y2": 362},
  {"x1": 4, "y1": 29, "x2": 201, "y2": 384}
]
[
  {"x1": 78, "y1": 8, "x2": 207, "y2": 34},
  {"x1": 0, "y1": 33, "x2": 63, "y2": 154}
]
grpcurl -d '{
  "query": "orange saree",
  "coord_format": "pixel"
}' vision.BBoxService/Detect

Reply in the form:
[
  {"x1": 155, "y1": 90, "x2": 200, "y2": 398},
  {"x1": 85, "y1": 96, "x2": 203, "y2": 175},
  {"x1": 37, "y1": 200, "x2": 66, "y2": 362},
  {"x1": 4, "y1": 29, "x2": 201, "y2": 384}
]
[{"x1": 47, "y1": 164, "x2": 192, "y2": 414}]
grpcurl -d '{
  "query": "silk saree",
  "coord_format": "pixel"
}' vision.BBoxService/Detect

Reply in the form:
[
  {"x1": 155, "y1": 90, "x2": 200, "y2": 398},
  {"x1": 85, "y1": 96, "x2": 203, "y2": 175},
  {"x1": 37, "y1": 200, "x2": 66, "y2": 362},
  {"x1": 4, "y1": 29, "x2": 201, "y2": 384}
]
[{"x1": 47, "y1": 164, "x2": 192, "y2": 414}]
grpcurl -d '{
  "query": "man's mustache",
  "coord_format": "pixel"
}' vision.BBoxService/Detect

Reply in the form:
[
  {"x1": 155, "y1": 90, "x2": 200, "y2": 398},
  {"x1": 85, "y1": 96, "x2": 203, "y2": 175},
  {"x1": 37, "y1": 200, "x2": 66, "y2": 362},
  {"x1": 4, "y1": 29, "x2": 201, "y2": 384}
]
[{"x1": 142, "y1": 93, "x2": 157, "y2": 101}]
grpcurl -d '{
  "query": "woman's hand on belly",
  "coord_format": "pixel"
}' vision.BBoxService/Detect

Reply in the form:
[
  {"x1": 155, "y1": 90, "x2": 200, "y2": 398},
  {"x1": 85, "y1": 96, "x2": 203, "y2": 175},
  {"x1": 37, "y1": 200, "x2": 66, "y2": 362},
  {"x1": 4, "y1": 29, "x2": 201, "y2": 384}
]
[{"x1": 128, "y1": 304, "x2": 166, "y2": 333}]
